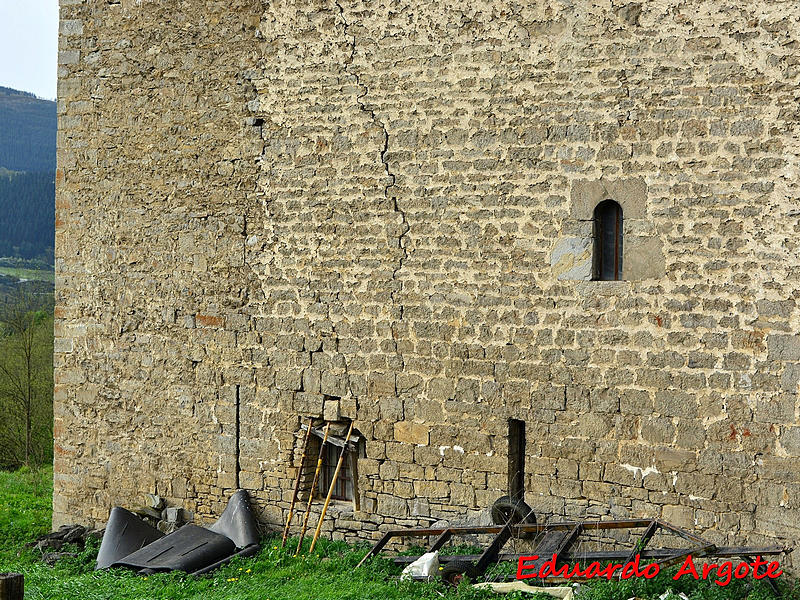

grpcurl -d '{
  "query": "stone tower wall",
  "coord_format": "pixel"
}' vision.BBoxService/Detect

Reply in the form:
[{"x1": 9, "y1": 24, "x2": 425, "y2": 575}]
[{"x1": 56, "y1": 0, "x2": 800, "y2": 555}]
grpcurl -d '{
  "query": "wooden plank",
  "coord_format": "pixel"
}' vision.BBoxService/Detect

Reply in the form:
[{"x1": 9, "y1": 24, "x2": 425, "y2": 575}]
[
  {"x1": 739, "y1": 554, "x2": 781, "y2": 598},
  {"x1": 516, "y1": 530, "x2": 569, "y2": 574},
  {"x1": 656, "y1": 519, "x2": 714, "y2": 550},
  {"x1": 301, "y1": 424, "x2": 360, "y2": 450},
  {"x1": 555, "y1": 524, "x2": 583, "y2": 557},
  {"x1": 356, "y1": 516, "x2": 787, "y2": 573},
  {"x1": 474, "y1": 521, "x2": 514, "y2": 576},
  {"x1": 652, "y1": 548, "x2": 703, "y2": 570},
  {"x1": 366, "y1": 518, "x2": 656, "y2": 541},
  {"x1": 282, "y1": 417, "x2": 314, "y2": 548},
  {"x1": 309, "y1": 422, "x2": 355, "y2": 553},
  {"x1": 295, "y1": 423, "x2": 330, "y2": 554}
]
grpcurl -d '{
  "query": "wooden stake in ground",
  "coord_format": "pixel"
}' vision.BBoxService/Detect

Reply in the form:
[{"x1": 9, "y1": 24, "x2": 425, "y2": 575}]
[
  {"x1": 295, "y1": 422, "x2": 331, "y2": 555},
  {"x1": 309, "y1": 421, "x2": 355, "y2": 554},
  {"x1": 0, "y1": 573, "x2": 23, "y2": 600},
  {"x1": 282, "y1": 417, "x2": 315, "y2": 548}
]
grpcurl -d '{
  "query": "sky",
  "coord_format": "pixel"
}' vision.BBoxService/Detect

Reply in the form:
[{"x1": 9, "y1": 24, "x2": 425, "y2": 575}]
[{"x1": 0, "y1": 0, "x2": 59, "y2": 100}]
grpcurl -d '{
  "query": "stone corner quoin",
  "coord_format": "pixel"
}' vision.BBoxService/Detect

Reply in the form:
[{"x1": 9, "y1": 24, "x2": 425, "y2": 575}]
[{"x1": 54, "y1": 0, "x2": 800, "y2": 559}]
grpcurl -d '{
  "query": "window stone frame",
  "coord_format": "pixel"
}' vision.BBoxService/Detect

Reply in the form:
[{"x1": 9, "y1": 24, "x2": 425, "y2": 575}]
[{"x1": 550, "y1": 177, "x2": 665, "y2": 281}]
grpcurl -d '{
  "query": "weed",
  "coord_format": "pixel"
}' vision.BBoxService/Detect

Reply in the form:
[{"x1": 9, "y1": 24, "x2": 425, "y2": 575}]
[{"x1": 0, "y1": 468, "x2": 794, "y2": 600}]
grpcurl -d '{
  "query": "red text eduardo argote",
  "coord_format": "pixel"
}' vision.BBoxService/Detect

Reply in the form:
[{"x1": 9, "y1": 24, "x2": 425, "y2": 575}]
[{"x1": 517, "y1": 554, "x2": 783, "y2": 586}]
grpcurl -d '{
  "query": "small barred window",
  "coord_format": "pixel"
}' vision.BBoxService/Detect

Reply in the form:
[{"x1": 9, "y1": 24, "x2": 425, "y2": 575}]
[{"x1": 593, "y1": 199, "x2": 623, "y2": 280}]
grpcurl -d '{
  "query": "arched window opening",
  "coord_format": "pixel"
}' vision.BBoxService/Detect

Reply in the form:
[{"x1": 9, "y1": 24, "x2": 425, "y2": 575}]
[{"x1": 593, "y1": 200, "x2": 623, "y2": 280}]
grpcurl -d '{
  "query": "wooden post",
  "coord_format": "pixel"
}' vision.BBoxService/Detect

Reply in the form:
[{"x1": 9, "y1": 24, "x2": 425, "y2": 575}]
[
  {"x1": 0, "y1": 573, "x2": 23, "y2": 600},
  {"x1": 295, "y1": 422, "x2": 330, "y2": 555},
  {"x1": 309, "y1": 421, "x2": 355, "y2": 553},
  {"x1": 282, "y1": 417, "x2": 314, "y2": 547}
]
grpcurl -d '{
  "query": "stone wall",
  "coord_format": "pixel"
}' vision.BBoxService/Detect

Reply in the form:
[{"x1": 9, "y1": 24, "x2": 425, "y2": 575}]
[{"x1": 56, "y1": 0, "x2": 800, "y2": 556}]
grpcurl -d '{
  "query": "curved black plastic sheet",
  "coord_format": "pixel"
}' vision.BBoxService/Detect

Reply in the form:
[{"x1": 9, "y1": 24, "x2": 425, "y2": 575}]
[
  {"x1": 111, "y1": 524, "x2": 236, "y2": 573},
  {"x1": 191, "y1": 543, "x2": 261, "y2": 576},
  {"x1": 96, "y1": 507, "x2": 164, "y2": 569},
  {"x1": 97, "y1": 489, "x2": 260, "y2": 574},
  {"x1": 208, "y1": 489, "x2": 259, "y2": 549}
]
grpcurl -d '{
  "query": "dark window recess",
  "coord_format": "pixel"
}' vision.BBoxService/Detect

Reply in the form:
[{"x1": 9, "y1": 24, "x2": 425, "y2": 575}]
[
  {"x1": 319, "y1": 443, "x2": 353, "y2": 501},
  {"x1": 508, "y1": 419, "x2": 526, "y2": 502},
  {"x1": 593, "y1": 199, "x2": 623, "y2": 281}
]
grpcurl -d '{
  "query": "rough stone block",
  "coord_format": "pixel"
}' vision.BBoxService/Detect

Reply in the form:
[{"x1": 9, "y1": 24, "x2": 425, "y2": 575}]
[
  {"x1": 571, "y1": 177, "x2": 647, "y2": 219},
  {"x1": 661, "y1": 505, "x2": 695, "y2": 529},
  {"x1": 323, "y1": 399, "x2": 340, "y2": 421},
  {"x1": 276, "y1": 369, "x2": 302, "y2": 391},
  {"x1": 60, "y1": 19, "x2": 83, "y2": 36},
  {"x1": 622, "y1": 236, "x2": 666, "y2": 280},
  {"x1": 393, "y1": 421, "x2": 430, "y2": 445},
  {"x1": 768, "y1": 335, "x2": 800, "y2": 361},
  {"x1": 377, "y1": 494, "x2": 407, "y2": 517},
  {"x1": 368, "y1": 372, "x2": 395, "y2": 398}
]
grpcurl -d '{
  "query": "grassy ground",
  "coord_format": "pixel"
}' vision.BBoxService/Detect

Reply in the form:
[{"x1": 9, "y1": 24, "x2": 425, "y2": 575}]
[
  {"x1": 0, "y1": 266, "x2": 54, "y2": 282},
  {"x1": 0, "y1": 468, "x2": 796, "y2": 600}
]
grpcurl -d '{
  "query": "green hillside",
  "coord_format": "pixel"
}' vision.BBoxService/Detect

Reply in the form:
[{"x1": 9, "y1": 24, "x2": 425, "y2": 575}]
[
  {"x1": 0, "y1": 87, "x2": 56, "y2": 263},
  {"x1": 0, "y1": 171, "x2": 54, "y2": 261},
  {"x1": 0, "y1": 87, "x2": 56, "y2": 174}
]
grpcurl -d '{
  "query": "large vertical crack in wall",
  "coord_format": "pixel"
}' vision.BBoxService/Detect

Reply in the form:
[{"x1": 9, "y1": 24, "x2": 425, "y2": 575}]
[{"x1": 335, "y1": 0, "x2": 410, "y2": 338}]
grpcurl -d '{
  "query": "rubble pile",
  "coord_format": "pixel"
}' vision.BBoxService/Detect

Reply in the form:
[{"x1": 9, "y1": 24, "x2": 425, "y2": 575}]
[
  {"x1": 131, "y1": 493, "x2": 191, "y2": 534},
  {"x1": 28, "y1": 493, "x2": 191, "y2": 566},
  {"x1": 27, "y1": 524, "x2": 102, "y2": 565}
]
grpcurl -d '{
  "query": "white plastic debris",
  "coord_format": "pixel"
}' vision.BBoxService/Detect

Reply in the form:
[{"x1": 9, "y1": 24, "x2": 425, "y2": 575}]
[
  {"x1": 658, "y1": 591, "x2": 690, "y2": 600},
  {"x1": 472, "y1": 582, "x2": 575, "y2": 599},
  {"x1": 400, "y1": 551, "x2": 440, "y2": 580}
]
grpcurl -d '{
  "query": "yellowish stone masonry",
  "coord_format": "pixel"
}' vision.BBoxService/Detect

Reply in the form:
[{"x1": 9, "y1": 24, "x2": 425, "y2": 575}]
[{"x1": 55, "y1": 0, "x2": 800, "y2": 557}]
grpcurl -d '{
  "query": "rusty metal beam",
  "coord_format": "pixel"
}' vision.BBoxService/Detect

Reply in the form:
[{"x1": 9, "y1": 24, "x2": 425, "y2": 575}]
[
  {"x1": 618, "y1": 520, "x2": 659, "y2": 579},
  {"x1": 391, "y1": 545, "x2": 787, "y2": 565},
  {"x1": 656, "y1": 519, "x2": 715, "y2": 550},
  {"x1": 429, "y1": 529, "x2": 454, "y2": 553},
  {"x1": 358, "y1": 518, "x2": 658, "y2": 547},
  {"x1": 355, "y1": 530, "x2": 393, "y2": 568}
]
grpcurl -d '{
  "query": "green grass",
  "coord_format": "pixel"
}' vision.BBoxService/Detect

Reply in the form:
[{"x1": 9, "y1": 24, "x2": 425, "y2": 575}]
[
  {"x1": 0, "y1": 467, "x2": 796, "y2": 600},
  {"x1": 0, "y1": 466, "x2": 52, "y2": 558},
  {"x1": 0, "y1": 266, "x2": 54, "y2": 282}
]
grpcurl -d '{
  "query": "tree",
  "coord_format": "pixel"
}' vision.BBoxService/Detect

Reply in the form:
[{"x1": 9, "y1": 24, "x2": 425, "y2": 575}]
[{"x1": 0, "y1": 290, "x2": 53, "y2": 468}]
